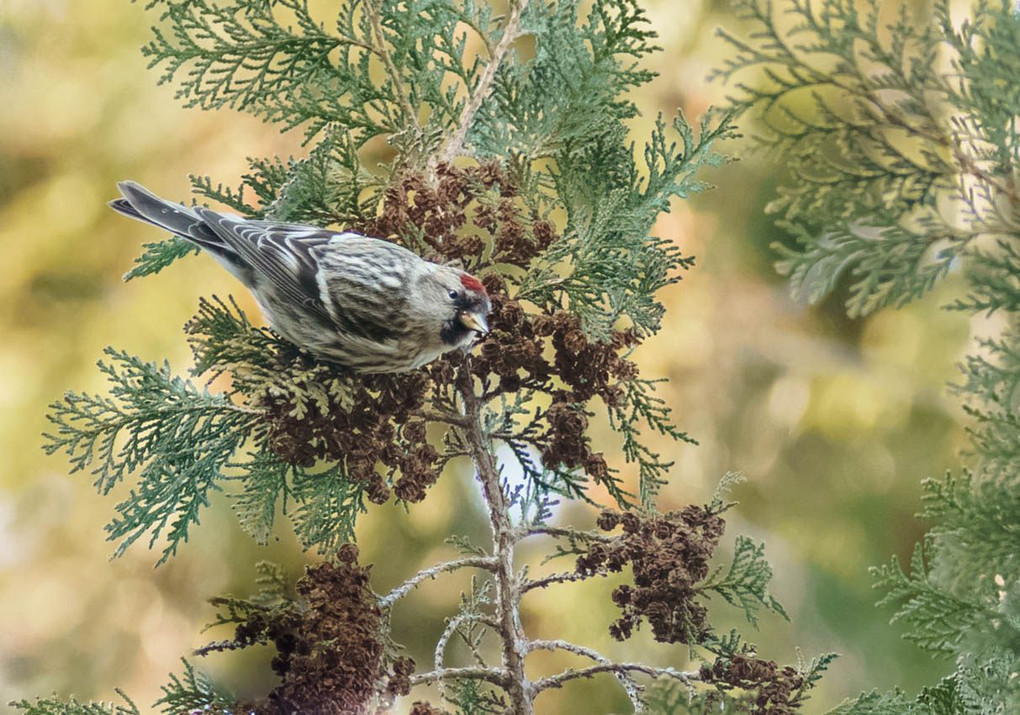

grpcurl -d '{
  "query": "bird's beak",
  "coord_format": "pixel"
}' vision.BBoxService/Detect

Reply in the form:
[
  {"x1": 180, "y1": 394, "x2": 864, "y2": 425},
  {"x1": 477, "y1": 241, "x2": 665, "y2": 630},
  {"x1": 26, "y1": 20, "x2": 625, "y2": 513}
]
[{"x1": 459, "y1": 311, "x2": 489, "y2": 336}]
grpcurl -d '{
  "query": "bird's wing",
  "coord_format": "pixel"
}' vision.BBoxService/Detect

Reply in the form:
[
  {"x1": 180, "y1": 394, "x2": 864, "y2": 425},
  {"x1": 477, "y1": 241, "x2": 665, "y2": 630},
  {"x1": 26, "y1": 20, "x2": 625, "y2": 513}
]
[
  {"x1": 194, "y1": 208, "x2": 341, "y2": 324},
  {"x1": 309, "y1": 237, "x2": 415, "y2": 343}
]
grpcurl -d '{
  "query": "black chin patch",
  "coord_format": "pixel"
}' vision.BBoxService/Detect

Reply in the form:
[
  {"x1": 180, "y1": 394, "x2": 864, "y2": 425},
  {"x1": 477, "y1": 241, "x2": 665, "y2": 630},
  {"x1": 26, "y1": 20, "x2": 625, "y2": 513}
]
[{"x1": 441, "y1": 318, "x2": 473, "y2": 346}]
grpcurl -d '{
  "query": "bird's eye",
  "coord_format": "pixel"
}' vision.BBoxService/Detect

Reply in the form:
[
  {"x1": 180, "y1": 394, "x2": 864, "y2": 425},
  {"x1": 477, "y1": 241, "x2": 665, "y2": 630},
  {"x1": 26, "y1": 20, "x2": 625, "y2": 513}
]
[{"x1": 448, "y1": 290, "x2": 459, "y2": 300}]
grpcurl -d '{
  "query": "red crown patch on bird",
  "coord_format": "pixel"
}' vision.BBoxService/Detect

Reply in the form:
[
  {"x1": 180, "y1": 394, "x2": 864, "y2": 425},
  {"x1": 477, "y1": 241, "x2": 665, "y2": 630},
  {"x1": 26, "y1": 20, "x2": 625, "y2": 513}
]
[{"x1": 460, "y1": 273, "x2": 486, "y2": 294}]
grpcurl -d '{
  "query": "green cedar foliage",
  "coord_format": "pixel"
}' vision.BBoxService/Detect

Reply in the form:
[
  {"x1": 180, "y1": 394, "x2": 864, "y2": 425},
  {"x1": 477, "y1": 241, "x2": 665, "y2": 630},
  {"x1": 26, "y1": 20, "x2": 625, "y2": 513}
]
[
  {"x1": 44, "y1": 348, "x2": 260, "y2": 563},
  {"x1": 48, "y1": 0, "x2": 731, "y2": 569},
  {"x1": 9, "y1": 693, "x2": 140, "y2": 715},
  {"x1": 719, "y1": 0, "x2": 1020, "y2": 711},
  {"x1": 153, "y1": 660, "x2": 237, "y2": 714},
  {"x1": 31, "y1": 0, "x2": 825, "y2": 713}
]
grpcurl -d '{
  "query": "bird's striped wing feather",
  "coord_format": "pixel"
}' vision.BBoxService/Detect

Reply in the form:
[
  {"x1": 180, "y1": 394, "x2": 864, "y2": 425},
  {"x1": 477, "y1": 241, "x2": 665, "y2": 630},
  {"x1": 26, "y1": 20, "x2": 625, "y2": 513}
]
[
  {"x1": 195, "y1": 209, "x2": 337, "y2": 324},
  {"x1": 310, "y1": 239, "x2": 416, "y2": 343}
]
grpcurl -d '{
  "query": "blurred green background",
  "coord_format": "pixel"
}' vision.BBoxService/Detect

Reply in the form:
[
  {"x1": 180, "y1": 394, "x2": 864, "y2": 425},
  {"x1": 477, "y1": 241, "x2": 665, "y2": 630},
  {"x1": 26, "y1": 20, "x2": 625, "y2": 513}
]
[{"x1": 0, "y1": 0, "x2": 971, "y2": 712}]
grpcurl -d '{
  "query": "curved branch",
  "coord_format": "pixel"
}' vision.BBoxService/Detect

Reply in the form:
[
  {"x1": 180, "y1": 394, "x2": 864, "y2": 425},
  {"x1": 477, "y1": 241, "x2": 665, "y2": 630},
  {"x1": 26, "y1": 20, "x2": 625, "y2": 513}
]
[
  {"x1": 516, "y1": 525, "x2": 616, "y2": 544},
  {"x1": 433, "y1": 611, "x2": 502, "y2": 702},
  {"x1": 534, "y1": 662, "x2": 698, "y2": 695},
  {"x1": 413, "y1": 409, "x2": 471, "y2": 427},
  {"x1": 442, "y1": 0, "x2": 530, "y2": 162},
  {"x1": 526, "y1": 640, "x2": 643, "y2": 709},
  {"x1": 435, "y1": 612, "x2": 501, "y2": 671},
  {"x1": 379, "y1": 556, "x2": 497, "y2": 608},
  {"x1": 521, "y1": 570, "x2": 589, "y2": 593},
  {"x1": 410, "y1": 666, "x2": 508, "y2": 688}
]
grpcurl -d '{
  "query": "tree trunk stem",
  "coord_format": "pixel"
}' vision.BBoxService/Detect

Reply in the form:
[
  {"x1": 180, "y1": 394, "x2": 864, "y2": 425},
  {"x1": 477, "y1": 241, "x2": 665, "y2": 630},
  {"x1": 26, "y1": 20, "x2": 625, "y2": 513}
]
[{"x1": 460, "y1": 369, "x2": 533, "y2": 714}]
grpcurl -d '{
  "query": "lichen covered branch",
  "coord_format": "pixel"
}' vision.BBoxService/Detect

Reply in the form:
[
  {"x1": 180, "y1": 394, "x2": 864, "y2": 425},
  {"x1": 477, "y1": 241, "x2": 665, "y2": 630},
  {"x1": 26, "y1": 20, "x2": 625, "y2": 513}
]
[
  {"x1": 409, "y1": 665, "x2": 508, "y2": 688},
  {"x1": 380, "y1": 555, "x2": 497, "y2": 608},
  {"x1": 520, "y1": 571, "x2": 588, "y2": 593},
  {"x1": 458, "y1": 364, "x2": 535, "y2": 714},
  {"x1": 534, "y1": 663, "x2": 697, "y2": 694}
]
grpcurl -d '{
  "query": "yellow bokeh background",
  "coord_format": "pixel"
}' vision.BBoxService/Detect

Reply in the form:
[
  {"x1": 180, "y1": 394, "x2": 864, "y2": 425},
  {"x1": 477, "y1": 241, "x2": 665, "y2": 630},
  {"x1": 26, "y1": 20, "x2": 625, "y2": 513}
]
[{"x1": 0, "y1": 1, "x2": 973, "y2": 712}]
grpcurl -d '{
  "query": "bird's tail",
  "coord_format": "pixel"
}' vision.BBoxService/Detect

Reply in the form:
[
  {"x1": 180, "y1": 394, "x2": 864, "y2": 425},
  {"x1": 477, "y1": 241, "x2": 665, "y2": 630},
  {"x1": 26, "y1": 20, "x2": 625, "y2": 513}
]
[
  {"x1": 110, "y1": 181, "x2": 255, "y2": 284},
  {"x1": 109, "y1": 181, "x2": 210, "y2": 238}
]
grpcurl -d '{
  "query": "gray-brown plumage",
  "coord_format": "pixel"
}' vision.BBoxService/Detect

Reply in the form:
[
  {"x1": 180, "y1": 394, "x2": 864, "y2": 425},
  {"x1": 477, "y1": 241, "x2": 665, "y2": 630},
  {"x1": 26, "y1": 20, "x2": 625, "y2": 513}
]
[{"x1": 110, "y1": 181, "x2": 490, "y2": 372}]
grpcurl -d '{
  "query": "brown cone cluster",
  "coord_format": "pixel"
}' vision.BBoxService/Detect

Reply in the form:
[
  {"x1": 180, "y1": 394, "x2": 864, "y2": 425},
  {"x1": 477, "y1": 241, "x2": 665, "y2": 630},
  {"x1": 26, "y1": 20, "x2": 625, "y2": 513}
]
[
  {"x1": 224, "y1": 546, "x2": 415, "y2": 714},
  {"x1": 577, "y1": 507, "x2": 726, "y2": 645},
  {"x1": 470, "y1": 295, "x2": 642, "y2": 489},
  {"x1": 262, "y1": 365, "x2": 450, "y2": 505},
  {"x1": 261, "y1": 559, "x2": 383, "y2": 713},
  {"x1": 700, "y1": 654, "x2": 807, "y2": 714},
  {"x1": 358, "y1": 161, "x2": 555, "y2": 271}
]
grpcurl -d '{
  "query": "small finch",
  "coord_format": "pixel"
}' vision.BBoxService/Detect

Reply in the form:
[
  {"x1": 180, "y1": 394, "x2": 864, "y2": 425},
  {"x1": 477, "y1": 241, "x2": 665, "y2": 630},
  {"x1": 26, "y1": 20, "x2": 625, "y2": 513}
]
[{"x1": 110, "y1": 181, "x2": 490, "y2": 373}]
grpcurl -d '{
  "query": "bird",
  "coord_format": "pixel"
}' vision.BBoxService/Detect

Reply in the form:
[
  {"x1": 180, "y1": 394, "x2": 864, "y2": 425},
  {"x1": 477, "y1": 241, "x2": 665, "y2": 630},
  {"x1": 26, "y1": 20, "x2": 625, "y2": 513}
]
[{"x1": 110, "y1": 181, "x2": 490, "y2": 373}]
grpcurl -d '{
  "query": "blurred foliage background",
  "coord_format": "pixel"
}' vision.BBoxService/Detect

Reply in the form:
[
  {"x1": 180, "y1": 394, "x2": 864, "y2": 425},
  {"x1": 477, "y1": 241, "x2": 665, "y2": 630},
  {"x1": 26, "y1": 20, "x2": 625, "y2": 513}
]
[{"x1": 0, "y1": 0, "x2": 974, "y2": 711}]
